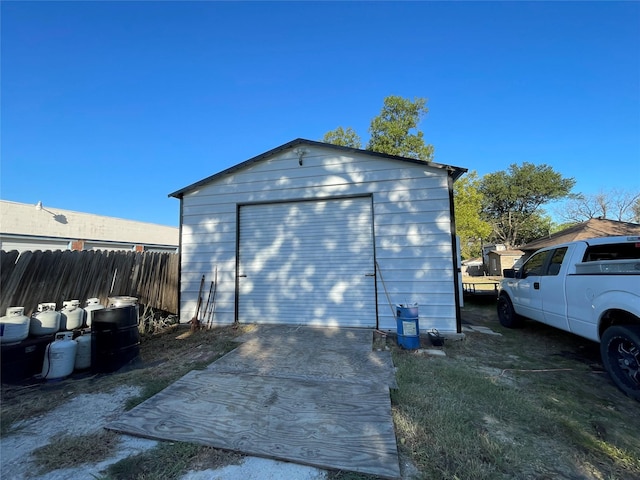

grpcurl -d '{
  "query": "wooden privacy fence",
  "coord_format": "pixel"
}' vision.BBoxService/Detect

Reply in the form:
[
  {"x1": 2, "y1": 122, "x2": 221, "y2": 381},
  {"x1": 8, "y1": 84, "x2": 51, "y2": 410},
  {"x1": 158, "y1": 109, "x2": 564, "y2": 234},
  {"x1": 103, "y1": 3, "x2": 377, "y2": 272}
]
[{"x1": 0, "y1": 250, "x2": 179, "y2": 316}]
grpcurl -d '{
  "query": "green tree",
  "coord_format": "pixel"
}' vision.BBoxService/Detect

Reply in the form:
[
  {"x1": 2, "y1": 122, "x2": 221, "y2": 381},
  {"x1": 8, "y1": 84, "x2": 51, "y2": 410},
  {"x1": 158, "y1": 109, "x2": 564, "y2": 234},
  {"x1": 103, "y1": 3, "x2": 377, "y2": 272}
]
[
  {"x1": 367, "y1": 96, "x2": 434, "y2": 161},
  {"x1": 480, "y1": 163, "x2": 575, "y2": 248},
  {"x1": 322, "y1": 126, "x2": 362, "y2": 148},
  {"x1": 454, "y1": 171, "x2": 492, "y2": 259},
  {"x1": 516, "y1": 211, "x2": 555, "y2": 245},
  {"x1": 321, "y1": 95, "x2": 434, "y2": 161}
]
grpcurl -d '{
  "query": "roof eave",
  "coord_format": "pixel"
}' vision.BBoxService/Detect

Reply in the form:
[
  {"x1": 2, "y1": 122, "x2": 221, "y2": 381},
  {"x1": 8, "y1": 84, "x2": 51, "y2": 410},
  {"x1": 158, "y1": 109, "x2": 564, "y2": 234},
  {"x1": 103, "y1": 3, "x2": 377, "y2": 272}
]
[{"x1": 168, "y1": 138, "x2": 467, "y2": 198}]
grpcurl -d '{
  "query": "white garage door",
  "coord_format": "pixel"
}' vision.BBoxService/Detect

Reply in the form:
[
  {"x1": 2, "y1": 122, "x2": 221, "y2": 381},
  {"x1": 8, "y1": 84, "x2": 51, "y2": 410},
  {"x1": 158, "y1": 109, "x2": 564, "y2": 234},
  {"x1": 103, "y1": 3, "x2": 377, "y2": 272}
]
[{"x1": 238, "y1": 197, "x2": 376, "y2": 327}]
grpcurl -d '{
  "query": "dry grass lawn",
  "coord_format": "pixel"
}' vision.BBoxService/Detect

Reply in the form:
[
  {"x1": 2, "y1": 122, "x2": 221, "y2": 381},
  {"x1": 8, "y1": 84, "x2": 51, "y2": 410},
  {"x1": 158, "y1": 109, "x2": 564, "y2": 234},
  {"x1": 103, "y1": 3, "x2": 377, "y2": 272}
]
[{"x1": 2, "y1": 303, "x2": 640, "y2": 479}]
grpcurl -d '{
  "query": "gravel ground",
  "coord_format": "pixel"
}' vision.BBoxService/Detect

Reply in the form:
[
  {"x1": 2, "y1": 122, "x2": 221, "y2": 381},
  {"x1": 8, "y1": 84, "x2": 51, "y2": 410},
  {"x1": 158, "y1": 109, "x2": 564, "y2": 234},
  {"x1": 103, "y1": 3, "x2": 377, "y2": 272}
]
[{"x1": 181, "y1": 457, "x2": 327, "y2": 480}]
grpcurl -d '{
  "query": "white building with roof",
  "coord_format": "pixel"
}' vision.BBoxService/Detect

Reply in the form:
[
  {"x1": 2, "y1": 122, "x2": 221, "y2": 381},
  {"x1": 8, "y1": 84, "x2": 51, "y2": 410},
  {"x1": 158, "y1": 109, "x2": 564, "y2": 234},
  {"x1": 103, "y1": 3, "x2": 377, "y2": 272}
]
[
  {"x1": 169, "y1": 138, "x2": 467, "y2": 333},
  {"x1": 0, "y1": 200, "x2": 178, "y2": 253}
]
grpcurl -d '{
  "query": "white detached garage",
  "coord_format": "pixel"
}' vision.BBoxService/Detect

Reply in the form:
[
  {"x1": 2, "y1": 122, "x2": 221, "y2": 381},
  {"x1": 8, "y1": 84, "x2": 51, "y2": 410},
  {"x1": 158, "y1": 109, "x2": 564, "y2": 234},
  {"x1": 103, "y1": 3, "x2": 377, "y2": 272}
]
[{"x1": 169, "y1": 139, "x2": 467, "y2": 333}]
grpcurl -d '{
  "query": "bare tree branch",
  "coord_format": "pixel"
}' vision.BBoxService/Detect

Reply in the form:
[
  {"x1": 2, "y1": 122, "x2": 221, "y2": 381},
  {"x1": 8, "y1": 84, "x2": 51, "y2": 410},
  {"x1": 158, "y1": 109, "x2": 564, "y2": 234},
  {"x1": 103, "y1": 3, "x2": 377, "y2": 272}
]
[{"x1": 556, "y1": 189, "x2": 640, "y2": 223}]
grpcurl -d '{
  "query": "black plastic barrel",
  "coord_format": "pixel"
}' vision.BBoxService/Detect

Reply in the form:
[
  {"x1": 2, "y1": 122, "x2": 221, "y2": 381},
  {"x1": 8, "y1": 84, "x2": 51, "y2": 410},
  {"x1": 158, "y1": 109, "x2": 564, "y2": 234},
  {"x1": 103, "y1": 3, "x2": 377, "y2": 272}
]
[
  {"x1": 91, "y1": 305, "x2": 140, "y2": 373},
  {"x1": 396, "y1": 304, "x2": 420, "y2": 350},
  {"x1": 1, "y1": 334, "x2": 54, "y2": 383}
]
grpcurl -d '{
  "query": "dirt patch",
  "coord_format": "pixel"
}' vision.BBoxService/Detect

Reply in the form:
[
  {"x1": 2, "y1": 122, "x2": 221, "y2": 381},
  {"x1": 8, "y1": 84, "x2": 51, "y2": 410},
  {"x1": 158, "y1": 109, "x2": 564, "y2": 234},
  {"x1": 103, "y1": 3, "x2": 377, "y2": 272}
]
[{"x1": 1, "y1": 385, "x2": 158, "y2": 479}]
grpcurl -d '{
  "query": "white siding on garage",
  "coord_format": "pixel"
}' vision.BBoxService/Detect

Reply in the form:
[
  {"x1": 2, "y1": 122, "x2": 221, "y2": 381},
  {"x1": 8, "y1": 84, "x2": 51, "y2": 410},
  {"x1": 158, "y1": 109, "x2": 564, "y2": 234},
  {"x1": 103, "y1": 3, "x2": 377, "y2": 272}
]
[
  {"x1": 238, "y1": 197, "x2": 376, "y2": 327},
  {"x1": 177, "y1": 143, "x2": 460, "y2": 333}
]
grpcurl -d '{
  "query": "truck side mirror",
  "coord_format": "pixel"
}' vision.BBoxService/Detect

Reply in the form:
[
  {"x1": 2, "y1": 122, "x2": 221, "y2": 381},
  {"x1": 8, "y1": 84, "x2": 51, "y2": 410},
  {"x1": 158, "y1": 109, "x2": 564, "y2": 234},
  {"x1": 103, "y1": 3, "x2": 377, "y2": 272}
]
[{"x1": 503, "y1": 268, "x2": 516, "y2": 278}]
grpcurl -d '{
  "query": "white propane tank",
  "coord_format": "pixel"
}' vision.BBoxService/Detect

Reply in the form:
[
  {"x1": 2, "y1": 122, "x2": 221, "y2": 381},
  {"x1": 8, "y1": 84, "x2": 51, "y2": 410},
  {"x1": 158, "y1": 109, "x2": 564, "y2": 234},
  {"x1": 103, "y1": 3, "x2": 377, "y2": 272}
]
[
  {"x1": 84, "y1": 298, "x2": 105, "y2": 327},
  {"x1": 60, "y1": 300, "x2": 84, "y2": 330},
  {"x1": 0, "y1": 307, "x2": 31, "y2": 345},
  {"x1": 30, "y1": 303, "x2": 61, "y2": 336},
  {"x1": 42, "y1": 332, "x2": 77, "y2": 380},
  {"x1": 74, "y1": 331, "x2": 92, "y2": 370}
]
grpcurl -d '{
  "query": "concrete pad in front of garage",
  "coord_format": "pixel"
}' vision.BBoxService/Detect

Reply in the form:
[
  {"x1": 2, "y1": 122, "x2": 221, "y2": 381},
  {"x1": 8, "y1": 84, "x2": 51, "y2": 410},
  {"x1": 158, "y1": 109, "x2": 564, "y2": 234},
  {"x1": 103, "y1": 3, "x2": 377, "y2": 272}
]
[{"x1": 210, "y1": 325, "x2": 397, "y2": 389}]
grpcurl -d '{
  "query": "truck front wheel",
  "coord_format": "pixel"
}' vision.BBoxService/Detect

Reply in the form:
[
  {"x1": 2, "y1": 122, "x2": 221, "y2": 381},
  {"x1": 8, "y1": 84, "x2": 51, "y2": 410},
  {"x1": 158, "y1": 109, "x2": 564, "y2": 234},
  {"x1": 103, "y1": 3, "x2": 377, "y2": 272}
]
[
  {"x1": 601, "y1": 325, "x2": 640, "y2": 401},
  {"x1": 497, "y1": 294, "x2": 523, "y2": 328}
]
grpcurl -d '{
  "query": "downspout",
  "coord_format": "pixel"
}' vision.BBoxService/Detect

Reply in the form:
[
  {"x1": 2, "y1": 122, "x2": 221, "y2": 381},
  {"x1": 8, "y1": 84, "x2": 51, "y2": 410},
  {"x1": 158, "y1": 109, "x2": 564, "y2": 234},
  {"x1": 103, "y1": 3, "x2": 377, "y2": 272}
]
[{"x1": 447, "y1": 173, "x2": 462, "y2": 333}]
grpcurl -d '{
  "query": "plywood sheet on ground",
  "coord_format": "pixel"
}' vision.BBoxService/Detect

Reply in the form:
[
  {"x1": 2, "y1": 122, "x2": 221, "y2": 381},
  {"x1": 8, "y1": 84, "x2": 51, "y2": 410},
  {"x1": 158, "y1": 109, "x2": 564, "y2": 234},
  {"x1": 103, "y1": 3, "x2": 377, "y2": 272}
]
[
  {"x1": 107, "y1": 370, "x2": 399, "y2": 478},
  {"x1": 106, "y1": 326, "x2": 400, "y2": 479}
]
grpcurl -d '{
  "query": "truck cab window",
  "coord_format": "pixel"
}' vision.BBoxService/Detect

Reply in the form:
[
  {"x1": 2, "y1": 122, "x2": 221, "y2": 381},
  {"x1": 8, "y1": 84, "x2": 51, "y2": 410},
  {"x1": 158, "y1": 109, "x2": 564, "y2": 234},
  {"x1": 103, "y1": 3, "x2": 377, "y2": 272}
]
[
  {"x1": 584, "y1": 242, "x2": 640, "y2": 261},
  {"x1": 521, "y1": 251, "x2": 550, "y2": 278},
  {"x1": 547, "y1": 247, "x2": 568, "y2": 276}
]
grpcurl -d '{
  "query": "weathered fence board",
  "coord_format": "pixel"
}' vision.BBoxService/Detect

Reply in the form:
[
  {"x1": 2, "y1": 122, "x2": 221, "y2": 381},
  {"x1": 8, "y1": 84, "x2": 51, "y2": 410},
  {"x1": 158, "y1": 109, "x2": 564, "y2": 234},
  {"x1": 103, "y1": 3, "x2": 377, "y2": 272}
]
[{"x1": 0, "y1": 250, "x2": 178, "y2": 316}]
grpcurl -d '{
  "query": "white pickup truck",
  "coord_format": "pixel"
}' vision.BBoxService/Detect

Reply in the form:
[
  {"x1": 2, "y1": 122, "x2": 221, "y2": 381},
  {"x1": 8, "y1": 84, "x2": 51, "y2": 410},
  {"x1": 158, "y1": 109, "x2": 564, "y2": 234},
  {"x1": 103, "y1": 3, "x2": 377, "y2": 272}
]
[{"x1": 497, "y1": 235, "x2": 640, "y2": 400}]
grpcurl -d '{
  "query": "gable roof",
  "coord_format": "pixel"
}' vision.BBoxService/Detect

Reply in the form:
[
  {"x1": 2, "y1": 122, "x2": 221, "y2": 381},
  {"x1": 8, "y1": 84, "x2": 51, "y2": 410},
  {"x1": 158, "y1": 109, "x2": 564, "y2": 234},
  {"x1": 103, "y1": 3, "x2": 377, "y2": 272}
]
[
  {"x1": 520, "y1": 218, "x2": 640, "y2": 252},
  {"x1": 168, "y1": 138, "x2": 467, "y2": 198}
]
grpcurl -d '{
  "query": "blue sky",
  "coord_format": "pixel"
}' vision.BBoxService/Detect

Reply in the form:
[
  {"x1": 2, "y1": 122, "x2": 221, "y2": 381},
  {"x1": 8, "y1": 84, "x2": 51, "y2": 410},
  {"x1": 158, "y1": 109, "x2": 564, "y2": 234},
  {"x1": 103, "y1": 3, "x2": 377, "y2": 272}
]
[{"x1": 2, "y1": 1, "x2": 639, "y2": 227}]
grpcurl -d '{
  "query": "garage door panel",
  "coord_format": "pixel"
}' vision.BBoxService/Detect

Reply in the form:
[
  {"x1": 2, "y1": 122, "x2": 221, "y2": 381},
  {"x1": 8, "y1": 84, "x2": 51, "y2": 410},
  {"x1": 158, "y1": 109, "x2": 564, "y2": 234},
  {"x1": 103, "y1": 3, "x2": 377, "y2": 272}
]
[{"x1": 238, "y1": 198, "x2": 376, "y2": 327}]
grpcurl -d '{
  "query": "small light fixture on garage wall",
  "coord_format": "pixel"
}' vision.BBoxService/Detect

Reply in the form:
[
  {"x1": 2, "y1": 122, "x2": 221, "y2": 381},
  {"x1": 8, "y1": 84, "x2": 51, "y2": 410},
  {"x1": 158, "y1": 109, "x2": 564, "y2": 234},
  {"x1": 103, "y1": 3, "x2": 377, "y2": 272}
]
[{"x1": 294, "y1": 148, "x2": 308, "y2": 166}]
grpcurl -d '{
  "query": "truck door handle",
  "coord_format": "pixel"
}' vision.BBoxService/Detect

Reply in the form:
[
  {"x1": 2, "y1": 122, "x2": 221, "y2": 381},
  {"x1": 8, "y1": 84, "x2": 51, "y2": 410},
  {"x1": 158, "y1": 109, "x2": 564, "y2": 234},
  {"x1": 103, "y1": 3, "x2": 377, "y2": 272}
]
[{"x1": 534, "y1": 282, "x2": 540, "y2": 289}]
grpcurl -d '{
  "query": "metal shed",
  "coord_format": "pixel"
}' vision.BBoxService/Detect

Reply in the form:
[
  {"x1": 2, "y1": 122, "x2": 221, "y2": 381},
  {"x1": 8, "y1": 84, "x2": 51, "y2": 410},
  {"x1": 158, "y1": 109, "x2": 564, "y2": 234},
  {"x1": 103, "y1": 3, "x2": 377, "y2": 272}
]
[{"x1": 169, "y1": 139, "x2": 467, "y2": 333}]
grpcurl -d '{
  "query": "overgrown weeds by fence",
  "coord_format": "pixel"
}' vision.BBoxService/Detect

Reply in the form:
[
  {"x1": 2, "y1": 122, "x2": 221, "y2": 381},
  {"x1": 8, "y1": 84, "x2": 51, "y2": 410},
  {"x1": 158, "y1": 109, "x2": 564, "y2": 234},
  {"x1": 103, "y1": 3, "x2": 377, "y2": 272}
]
[{"x1": 0, "y1": 250, "x2": 178, "y2": 316}]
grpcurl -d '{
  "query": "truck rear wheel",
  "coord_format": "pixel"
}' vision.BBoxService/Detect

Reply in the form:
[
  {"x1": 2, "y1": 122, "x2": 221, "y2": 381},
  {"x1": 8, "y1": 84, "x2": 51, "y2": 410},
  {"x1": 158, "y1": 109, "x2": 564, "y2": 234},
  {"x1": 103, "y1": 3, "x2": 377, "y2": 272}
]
[
  {"x1": 600, "y1": 325, "x2": 640, "y2": 401},
  {"x1": 497, "y1": 294, "x2": 523, "y2": 328}
]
